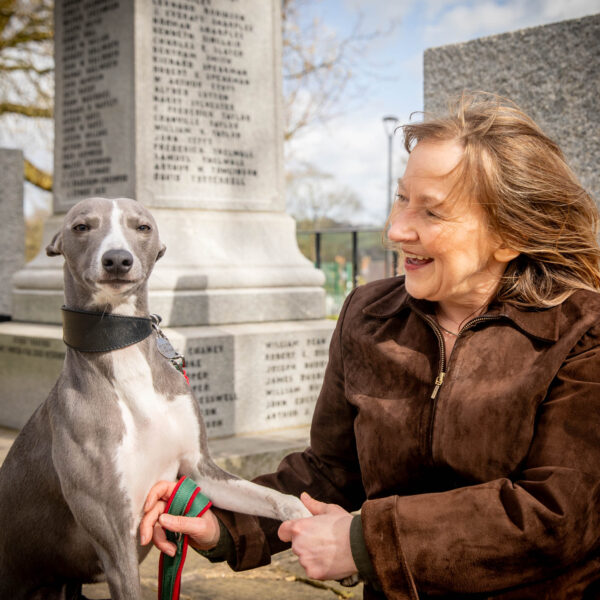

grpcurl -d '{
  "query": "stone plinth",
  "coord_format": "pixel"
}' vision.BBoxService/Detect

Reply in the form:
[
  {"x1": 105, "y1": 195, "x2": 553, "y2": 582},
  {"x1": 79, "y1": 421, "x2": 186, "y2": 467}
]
[
  {"x1": 0, "y1": 149, "x2": 24, "y2": 317},
  {"x1": 0, "y1": 319, "x2": 334, "y2": 435},
  {"x1": 424, "y1": 14, "x2": 600, "y2": 202},
  {"x1": 13, "y1": 0, "x2": 325, "y2": 326}
]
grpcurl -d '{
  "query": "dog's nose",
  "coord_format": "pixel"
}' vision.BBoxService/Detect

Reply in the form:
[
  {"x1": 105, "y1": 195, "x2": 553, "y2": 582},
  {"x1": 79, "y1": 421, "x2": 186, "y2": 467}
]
[{"x1": 102, "y1": 249, "x2": 134, "y2": 275}]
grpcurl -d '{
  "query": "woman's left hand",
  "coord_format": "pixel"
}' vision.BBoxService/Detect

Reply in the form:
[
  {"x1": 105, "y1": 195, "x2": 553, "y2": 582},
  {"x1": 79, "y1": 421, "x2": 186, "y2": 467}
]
[{"x1": 278, "y1": 492, "x2": 358, "y2": 581}]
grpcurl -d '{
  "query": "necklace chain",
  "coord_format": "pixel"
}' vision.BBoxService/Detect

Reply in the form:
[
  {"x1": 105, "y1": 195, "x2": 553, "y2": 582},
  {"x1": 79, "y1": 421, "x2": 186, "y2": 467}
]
[
  {"x1": 434, "y1": 304, "x2": 487, "y2": 338},
  {"x1": 437, "y1": 322, "x2": 459, "y2": 337}
]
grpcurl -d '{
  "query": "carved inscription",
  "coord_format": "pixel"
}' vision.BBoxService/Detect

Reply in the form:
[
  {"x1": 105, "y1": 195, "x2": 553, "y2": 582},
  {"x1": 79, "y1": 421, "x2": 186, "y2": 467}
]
[
  {"x1": 185, "y1": 337, "x2": 236, "y2": 435},
  {"x1": 0, "y1": 336, "x2": 65, "y2": 362},
  {"x1": 59, "y1": 0, "x2": 129, "y2": 200},
  {"x1": 262, "y1": 335, "x2": 329, "y2": 424},
  {"x1": 151, "y1": 0, "x2": 259, "y2": 189},
  {"x1": 183, "y1": 330, "x2": 331, "y2": 437}
]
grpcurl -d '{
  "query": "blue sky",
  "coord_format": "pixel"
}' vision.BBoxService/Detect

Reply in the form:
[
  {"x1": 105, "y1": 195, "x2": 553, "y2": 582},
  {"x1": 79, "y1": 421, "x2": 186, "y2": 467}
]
[{"x1": 286, "y1": 0, "x2": 600, "y2": 225}]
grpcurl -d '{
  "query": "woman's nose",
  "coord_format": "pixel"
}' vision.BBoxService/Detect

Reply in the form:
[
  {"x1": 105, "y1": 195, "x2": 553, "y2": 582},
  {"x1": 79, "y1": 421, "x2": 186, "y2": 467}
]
[{"x1": 387, "y1": 213, "x2": 418, "y2": 243}]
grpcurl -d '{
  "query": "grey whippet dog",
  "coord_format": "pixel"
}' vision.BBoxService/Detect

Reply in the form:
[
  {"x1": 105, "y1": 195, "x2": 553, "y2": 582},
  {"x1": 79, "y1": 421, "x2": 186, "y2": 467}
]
[{"x1": 0, "y1": 197, "x2": 310, "y2": 600}]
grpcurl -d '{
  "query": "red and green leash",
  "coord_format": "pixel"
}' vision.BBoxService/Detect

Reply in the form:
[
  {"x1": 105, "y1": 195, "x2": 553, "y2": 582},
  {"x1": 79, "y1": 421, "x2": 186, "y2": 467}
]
[{"x1": 158, "y1": 476, "x2": 212, "y2": 600}]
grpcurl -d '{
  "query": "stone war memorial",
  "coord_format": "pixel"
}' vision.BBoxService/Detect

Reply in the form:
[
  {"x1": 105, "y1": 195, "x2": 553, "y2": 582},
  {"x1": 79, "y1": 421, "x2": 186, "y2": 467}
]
[{"x1": 0, "y1": 0, "x2": 334, "y2": 443}]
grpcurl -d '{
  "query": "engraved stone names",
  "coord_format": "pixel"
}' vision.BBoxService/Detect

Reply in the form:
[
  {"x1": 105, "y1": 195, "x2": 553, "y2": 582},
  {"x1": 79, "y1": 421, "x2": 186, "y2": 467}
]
[
  {"x1": 54, "y1": 0, "x2": 135, "y2": 209},
  {"x1": 262, "y1": 335, "x2": 329, "y2": 425},
  {"x1": 169, "y1": 322, "x2": 334, "y2": 438},
  {"x1": 138, "y1": 0, "x2": 282, "y2": 209},
  {"x1": 151, "y1": 0, "x2": 255, "y2": 189},
  {"x1": 54, "y1": 0, "x2": 283, "y2": 209},
  {"x1": 184, "y1": 335, "x2": 236, "y2": 436}
]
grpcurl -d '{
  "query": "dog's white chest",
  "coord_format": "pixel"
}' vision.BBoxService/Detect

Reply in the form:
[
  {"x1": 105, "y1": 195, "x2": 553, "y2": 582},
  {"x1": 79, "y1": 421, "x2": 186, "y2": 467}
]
[{"x1": 111, "y1": 347, "x2": 201, "y2": 532}]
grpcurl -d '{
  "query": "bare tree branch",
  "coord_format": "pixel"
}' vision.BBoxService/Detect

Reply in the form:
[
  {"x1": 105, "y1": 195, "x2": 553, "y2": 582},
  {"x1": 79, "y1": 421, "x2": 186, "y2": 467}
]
[
  {"x1": 0, "y1": 100, "x2": 51, "y2": 117},
  {"x1": 24, "y1": 157, "x2": 52, "y2": 190},
  {"x1": 282, "y1": 0, "x2": 397, "y2": 141}
]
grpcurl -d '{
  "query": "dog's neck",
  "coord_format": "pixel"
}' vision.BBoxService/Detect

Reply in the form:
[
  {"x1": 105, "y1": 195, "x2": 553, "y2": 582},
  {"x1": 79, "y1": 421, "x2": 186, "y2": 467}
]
[{"x1": 63, "y1": 267, "x2": 151, "y2": 318}]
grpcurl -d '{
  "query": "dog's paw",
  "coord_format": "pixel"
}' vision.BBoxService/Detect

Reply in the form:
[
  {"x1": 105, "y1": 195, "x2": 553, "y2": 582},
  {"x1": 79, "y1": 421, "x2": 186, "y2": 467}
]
[{"x1": 280, "y1": 496, "x2": 312, "y2": 520}]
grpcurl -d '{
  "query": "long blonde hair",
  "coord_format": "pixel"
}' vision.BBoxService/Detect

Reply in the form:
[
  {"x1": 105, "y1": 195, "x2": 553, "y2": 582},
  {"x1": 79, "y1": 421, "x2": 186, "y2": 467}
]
[{"x1": 400, "y1": 92, "x2": 600, "y2": 308}]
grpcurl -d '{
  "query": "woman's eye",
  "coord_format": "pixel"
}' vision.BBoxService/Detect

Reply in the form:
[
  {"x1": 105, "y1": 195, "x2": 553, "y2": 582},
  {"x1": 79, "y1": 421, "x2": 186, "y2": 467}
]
[
  {"x1": 137, "y1": 224, "x2": 151, "y2": 231},
  {"x1": 395, "y1": 193, "x2": 408, "y2": 203},
  {"x1": 72, "y1": 224, "x2": 90, "y2": 232}
]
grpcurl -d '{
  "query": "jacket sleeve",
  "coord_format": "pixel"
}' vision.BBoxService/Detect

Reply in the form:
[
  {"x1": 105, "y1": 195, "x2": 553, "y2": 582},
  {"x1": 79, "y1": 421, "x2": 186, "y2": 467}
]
[
  {"x1": 213, "y1": 289, "x2": 366, "y2": 570},
  {"x1": 361, "y1": 324, "x2": 600, "y2": 598}
]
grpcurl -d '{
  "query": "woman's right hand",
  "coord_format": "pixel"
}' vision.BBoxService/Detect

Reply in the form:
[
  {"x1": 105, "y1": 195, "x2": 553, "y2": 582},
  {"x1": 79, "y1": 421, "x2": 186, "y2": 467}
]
[{"x1": 139, "y1": 480, "x2": 221, "y2": 556}]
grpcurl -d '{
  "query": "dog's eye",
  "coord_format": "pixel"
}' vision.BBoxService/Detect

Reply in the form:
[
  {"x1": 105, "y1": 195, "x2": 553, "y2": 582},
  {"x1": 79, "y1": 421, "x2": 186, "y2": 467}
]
[
  {"x1": 137, "y1": 224, "x2": 152, "y2": 231},
  {"x1": 72, "y1": 224, "x2": 90, "y2": 232}
]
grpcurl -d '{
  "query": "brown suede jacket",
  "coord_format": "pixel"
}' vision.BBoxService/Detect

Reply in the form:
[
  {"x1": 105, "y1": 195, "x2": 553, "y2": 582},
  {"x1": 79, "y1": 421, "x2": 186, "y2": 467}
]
[{"x1": 213, "y1": 277, "x2": 600, "y2": 599}]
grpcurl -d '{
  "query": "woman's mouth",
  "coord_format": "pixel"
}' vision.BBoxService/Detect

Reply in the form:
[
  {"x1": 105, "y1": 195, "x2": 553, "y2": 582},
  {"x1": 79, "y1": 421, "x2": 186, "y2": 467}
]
[{"x1": 404, "y1": 253, "x2": 433, "y2": 270}]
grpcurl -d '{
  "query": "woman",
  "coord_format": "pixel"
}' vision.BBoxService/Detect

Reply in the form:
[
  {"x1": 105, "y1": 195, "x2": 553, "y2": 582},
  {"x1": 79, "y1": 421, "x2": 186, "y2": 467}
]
[{"x1": 140, "y1": 93, "x2": 600, "y2": 599}]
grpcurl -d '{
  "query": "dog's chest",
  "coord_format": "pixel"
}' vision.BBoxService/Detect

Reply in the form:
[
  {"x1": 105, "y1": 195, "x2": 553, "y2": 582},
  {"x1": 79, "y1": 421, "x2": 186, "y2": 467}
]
[{"x1": 110, "y1": 347, "x2": 202, "y2": 530}]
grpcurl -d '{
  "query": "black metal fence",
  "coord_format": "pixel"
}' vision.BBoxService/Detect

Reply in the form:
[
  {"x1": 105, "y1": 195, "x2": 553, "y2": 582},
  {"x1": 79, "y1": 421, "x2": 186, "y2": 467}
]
[{"x1": 296, "y1": 227, "x2": 396, "y2": 316}]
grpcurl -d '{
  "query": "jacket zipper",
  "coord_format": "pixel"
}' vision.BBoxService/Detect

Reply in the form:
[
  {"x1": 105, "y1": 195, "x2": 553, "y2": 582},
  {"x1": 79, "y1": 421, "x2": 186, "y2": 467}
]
[
  {"x1": 415, "y1": 312, "x2": 501, "y2": 462},
  {"x1": 425, "y1": 314, "x2": 501, "y2": 399}
]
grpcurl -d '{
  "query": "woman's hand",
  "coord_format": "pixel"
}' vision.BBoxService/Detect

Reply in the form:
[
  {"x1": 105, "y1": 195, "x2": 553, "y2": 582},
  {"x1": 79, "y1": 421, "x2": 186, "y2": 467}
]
[
  {"x1": 278, "y1": 492, "x2": 358, "y2": 581},
  {"x1": 139, "y1": 480, "x2": 220, "y2": 556}
]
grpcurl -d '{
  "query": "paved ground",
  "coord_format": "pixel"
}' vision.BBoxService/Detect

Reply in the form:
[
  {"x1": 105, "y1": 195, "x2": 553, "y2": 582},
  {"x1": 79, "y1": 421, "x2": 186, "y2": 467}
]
[
  {"x1": 83, "y1": 545, "x2": 359, "y2": 600},
  {"x1": 1, "y1": 426, "x2": 363, "y2": 599}
]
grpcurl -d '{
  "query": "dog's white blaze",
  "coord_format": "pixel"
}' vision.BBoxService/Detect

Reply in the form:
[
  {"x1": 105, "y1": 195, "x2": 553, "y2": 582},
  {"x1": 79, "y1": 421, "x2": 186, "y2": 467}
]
[
  {"x1": 112, "y1": 346, "x2": 202, "y2": 536},
  {"x1": 96, "y1": 201, "x2": 133, "y2": 270},
  {"x1": 91, "y1": 201, "x2": 138, "y2": 311}
]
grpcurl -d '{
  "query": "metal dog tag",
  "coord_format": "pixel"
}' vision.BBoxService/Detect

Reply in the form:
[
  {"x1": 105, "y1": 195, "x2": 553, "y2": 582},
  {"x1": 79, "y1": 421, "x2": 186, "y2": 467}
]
[{"x1": 156, "y1": 335, "x2": 181, "y2": 360}]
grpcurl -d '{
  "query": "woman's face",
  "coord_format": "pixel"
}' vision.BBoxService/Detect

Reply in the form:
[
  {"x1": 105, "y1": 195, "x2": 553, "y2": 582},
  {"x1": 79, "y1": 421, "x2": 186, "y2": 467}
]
[{"x1": 388, "y1": 139, "x2": 512, "y2": 312}]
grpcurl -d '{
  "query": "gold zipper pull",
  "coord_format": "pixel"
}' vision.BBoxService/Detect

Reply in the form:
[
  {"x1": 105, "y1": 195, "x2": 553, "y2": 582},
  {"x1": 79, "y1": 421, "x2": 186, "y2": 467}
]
[{"x1": 430, "y1": 371, "x2": 446, "y2": 399}]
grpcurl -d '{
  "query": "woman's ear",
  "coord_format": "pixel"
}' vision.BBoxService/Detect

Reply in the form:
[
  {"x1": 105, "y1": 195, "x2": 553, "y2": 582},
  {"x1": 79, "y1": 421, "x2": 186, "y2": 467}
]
[{"x1": 494, "y1": 245, "x2": 520, "y2": 264}]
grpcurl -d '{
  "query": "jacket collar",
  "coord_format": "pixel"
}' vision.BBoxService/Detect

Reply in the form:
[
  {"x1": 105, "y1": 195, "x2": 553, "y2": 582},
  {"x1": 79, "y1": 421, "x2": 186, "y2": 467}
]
[{"x1": 362, "y1": 277, "x2": 561, "y2": 342}]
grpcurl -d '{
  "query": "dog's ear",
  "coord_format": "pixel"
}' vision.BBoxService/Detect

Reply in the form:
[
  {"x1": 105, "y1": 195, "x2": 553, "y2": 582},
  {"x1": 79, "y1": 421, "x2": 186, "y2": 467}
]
[
  {"x1": 156, "y1": 243, "x2": 166, "y2": 262},
  {"x1": 46, "y1": 231, "x2": 63, "y2": 257}
]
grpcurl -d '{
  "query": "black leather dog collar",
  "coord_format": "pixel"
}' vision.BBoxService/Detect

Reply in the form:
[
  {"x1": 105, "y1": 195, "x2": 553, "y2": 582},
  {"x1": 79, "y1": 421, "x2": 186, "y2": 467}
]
[{"x1": 61, "y1": 306, "x2": 153, "y2": 352}]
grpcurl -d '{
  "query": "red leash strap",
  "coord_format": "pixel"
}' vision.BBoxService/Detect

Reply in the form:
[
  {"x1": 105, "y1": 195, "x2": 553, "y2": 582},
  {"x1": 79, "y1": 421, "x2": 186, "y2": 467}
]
[{"x1": 158, "y1": 477, "x2": 212, "y2": 600}]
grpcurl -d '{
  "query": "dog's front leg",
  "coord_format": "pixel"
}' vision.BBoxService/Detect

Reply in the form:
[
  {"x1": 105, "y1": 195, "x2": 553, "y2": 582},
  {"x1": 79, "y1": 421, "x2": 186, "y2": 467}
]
[
  {"x1": 181, "y1": 458, "x2": 311, "y2": 521},
  {"x1": 52, "y1": 434, "x2": 143, "y2": 600}
]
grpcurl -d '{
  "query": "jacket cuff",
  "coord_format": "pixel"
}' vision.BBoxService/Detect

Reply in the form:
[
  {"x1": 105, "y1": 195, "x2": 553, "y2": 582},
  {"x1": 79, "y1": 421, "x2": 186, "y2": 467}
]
[
  {"x1": 361, "y1": 496, "x2": 419, "y2": 600},
  {"x1": 350, "y1": 514, "x2": 379, "y2": 585},
  {"x1": 209, "y1": 507, "x2": 272, "y2": 571},
  {"x1": 194, "y1": 518, "x2": 235, "y2": 563}
]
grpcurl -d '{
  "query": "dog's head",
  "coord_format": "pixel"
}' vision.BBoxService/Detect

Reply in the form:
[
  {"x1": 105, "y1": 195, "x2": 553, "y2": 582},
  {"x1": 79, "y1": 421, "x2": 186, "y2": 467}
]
[{"x1": 47, "y1": 197, "x2": 166, "y2": 311}]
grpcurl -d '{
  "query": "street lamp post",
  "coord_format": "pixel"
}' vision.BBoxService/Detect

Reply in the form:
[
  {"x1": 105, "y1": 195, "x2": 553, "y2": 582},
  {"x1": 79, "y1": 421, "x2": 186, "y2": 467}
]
[{"x1": 383, "y1": 115, "x2": 399, "y2": 277}]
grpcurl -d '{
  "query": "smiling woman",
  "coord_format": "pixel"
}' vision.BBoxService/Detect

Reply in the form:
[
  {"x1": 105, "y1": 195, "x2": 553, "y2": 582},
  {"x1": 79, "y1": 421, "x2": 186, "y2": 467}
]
[
  {"x1": 388, "y1": 139, "x2": 518, "y2": 332},
  {"x1": 141, "y1": 94, "x2": 600, "y2": 600}
]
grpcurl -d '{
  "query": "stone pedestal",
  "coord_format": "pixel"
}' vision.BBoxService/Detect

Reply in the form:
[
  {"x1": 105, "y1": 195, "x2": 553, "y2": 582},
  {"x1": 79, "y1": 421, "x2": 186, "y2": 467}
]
[{"x1": 0, "y1": 149, "x2": 24, "y2": 318}]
